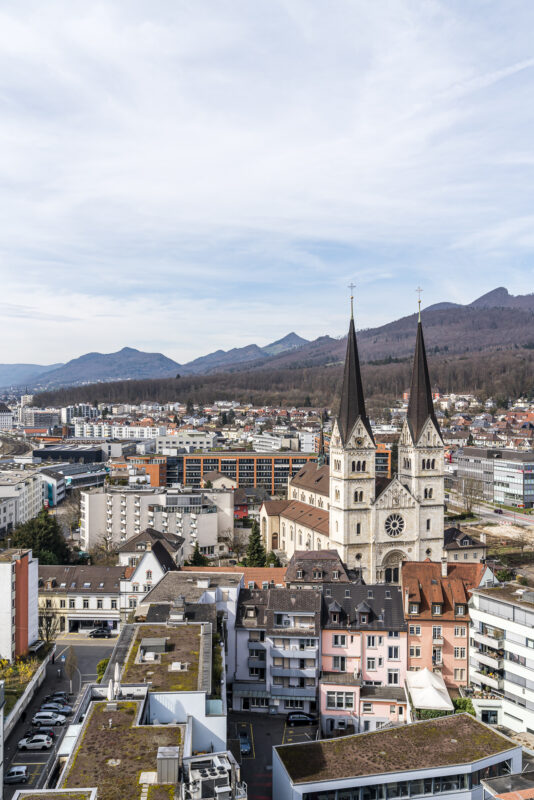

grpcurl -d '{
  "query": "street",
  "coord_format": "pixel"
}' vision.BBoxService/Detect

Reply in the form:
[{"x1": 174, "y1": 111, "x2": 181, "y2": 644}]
[
  {"x1": 3, "y1": 636, "x2": 114, "y2": 798},
  {"x1": 228, "y1": 711, "x2": 318, "y2": 800}
]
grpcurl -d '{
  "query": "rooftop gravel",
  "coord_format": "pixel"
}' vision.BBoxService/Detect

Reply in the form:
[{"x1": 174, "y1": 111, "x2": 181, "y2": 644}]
[{"x1": 122, "y1": 624, "x2": 201, "y2": 691}]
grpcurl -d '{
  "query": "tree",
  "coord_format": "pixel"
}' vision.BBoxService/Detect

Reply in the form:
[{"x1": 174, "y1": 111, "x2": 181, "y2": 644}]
[
  {"x1": 12, "y1": 510, "x2": 70, "y2": 564},
  {"x1": 190, "y1": 542, "x2": 209, "y2": 566},
  {"x1": 219, "y1": 527, "x2": 248, "y2": 561},
  {"x1": 246, "y1": 521, "x2": 266, "y2": 567},
  {"x1": 39, "y1": 608, "x2": 60, "y2": 643},
  {"x1": 265, "y1": 550, "x2": 281, "y2": 567},
  {"x1": 96, "y1": 657, "x2": 110, "y2": 683},
  {"x1": 89, "y1": 532, "x2": 118, "y2": 565},
  {"x1": 64, "y1": 646, "x2": 79, "y2": 693},
  {"x1": 186, "y1": 398, "x2": 194, "y2": 415},
  {"x1": 460, "y1": 478, "x2": 483, "y2": 514}
]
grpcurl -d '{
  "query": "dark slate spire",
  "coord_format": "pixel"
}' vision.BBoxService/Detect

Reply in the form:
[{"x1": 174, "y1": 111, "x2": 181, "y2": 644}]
[
  {"x1": 406, "y1": 319, "x2": 441, "y2": 443},
  {"x1": 337, "y1": 308, "x2": 373, "y2": 444},
  {"x1": 317, "y1": 423, "x2": 326, "y2": 467}
]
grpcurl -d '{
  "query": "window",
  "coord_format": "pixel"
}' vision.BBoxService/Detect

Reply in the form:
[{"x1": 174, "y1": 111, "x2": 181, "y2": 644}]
[
  {"x1": 360, "y1": 614, "x2": 367, "y2": 624},
  {"x1": 250, "y1": 697, "x2": 269, "y2": 708},
  {"x1": 97, "y1": 599, "x2": 103, "y2": 609},
  {"x1": 409, "y1": 603, "x2": 419, "y2": 614},
  {"x1": 454, "y1": 647, "x2": 466, "y2": 659},
  {"x1": 45, "y1": 599, "x2": 51, "y2": 608},
  {"x1": 333, "y1": 634, "x2": 346, "y2": 647},
  {"x1": 326, "y1": 691, "x2": 354, "y2": 709},
  {"x1": 285, "y1": 699, "x2": 303, "y2": 709},
  {"x1": 426, "y1": 519, "x2": 431, "y2": 531},
  {"x1": 129, "y1": 598, "x2": 137, "y2": 608},
  {"x1": 455, "y1": 604, "x2": 465, "y2": 616},
  {"x1": 388, "y1": 646, "x2": 399, "y2": 660},
  {"x1": 388, "y1": 631, "x2": 399, "y2": 638},
  {"x1": 454, "y1": 626, "x2": 466, "y2": 637},
  {"x1": 388, "y1": 670, "x2": 399, "y2": 685},
  {"x1": 367, "y1": 635, "x2": 376, "y2": 648},
  {"x1": 356, "y1": 522, "x2": 361, "y2": 535},
  {"x1": 83, "y1": 598, "x2": 89, "y2": 609},
  {"x1": 367, "y1": 658, "x2": 376, "y2": 671},
  {"x1": 111, "y1": 599, "x2": 117, "y2": 609},
  {"x1": 333, "y1": 570, "x2": 339, "y2": 580},
  {"x1": 409, "y1": 625, "x2": 421, "y2": 636},
  {"x1": 249, "y1": 667, "x2": 262, "y2": 677},
  {"x1": 454, "y1": 668, "x2": 466, "y2": 681},
  {"x1": 432, "y1": 626, "x2": 442, "y2": 639},
  {"x1": 362, "y1": 702, "x2": 373, "y2": 713},
  {"x1": 69, "y1": 599, "x2": 75, "y2": 609},
  {"x1": 60, "y1": 599, "x2": 66, "y2": 608},
  {"x1": 331, "y1": 612, "x2": 339, "y2": 624},
  {"x1": 409, "y1": 646, "x2": 421, "y2": 658},
  {"x1": 333, "y1": 656, "x2": 346, "y2": 671},
  {"x1": 431, "y1": 604, "x2": 442, "y2": 615},
  {"x1": 146, "y1": 570, "x2": 152, "y2": 580},
  {"x1": 296, "y1": 570, "x2": 303, "y2": 579}
]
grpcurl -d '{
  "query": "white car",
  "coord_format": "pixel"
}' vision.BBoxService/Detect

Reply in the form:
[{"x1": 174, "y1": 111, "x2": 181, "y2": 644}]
[
  {"x1": 18, "y1": 733, "x2": 53, "y2": 750},
  {"x1": 32, "y1": 711, "x2": 66, "y2": 727}
]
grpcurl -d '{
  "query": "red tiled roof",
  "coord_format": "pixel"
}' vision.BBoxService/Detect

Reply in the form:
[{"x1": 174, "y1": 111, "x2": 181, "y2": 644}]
[{"x1": 402, "y1": 561, "x2": 486, "y2": 621}]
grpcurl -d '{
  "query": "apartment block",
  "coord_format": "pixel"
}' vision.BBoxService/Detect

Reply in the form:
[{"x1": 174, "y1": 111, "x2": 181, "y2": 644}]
[
  {"x1": 0, "y1": 469, "x2": 45, "y2": 528},
  {"x1": 457, "y1": 447, "x2": 534, "y2": 508},
  {"x1": 182, "y1": 452, "x2": 316, "y2": 493},
  {"x1": 0, "y1": 548, "x2": 38, "y2": 661}
]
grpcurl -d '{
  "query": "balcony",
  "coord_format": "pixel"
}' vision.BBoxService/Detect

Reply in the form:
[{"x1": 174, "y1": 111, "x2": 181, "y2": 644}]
[
  {"x1": 471, "y1": 668, "x2": 504, "y2": 691},
  {"x1": 270, "y1": 685, "x2": 317, "y2": 698},
  {"x1": 248, "y1": 657, "x2": 266, "y2": 668},
  {"x1": 247, "y1": 640, "x2": 265, "y2": 650},
  {"x1": 271, "y1": 666, "x2": 318, "y2": 679},
  {"x1": 432, "y1": 636, "x2": 444, "y2": 646},
  {"x1": 472, "y1": 628, "x2": 505, "y2": 649},
  {"x1": 475, "y1": 650, "x2": 504, "y2": 670},
  {"x1": 270, "y1": 645, "x2": 318, "y2": 658}
]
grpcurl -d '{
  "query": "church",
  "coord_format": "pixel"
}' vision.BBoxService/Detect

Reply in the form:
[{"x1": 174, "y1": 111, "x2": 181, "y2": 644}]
[{"x1": 260, "y1": 305, "x2": 445, "y2": 583}]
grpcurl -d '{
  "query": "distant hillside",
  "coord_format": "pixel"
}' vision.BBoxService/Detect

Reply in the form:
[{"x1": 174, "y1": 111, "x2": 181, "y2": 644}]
[
  {"x1": 31, "y1": 347, "x2": 180, "y2": 388},
  {"x1": 0, "y1": 362, "x2": 63, "y2": 388},
  {"x1": 179, "y1": 331, "x2": 309, "y2": 374}
]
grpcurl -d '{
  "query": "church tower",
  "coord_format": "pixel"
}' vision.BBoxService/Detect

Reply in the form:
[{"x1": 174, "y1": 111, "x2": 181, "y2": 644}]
[
  {"x1": 398, "y1": 311, "x2": 444, "y2": 561},
  {"x1": 329, "y1": 300, "x2": 376, "y2": 575}
]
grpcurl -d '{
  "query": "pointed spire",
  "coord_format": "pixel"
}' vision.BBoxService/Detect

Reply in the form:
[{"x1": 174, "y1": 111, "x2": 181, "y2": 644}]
[
  {"x1": 337, "y1": 308, "x2": 373, "y2": 444},
  {"x1": 317, "y1": 422, "x2": 325, "y2": 467},
  {"x1": 406, "y1": 318, "x2": 441, "y2": 443}
]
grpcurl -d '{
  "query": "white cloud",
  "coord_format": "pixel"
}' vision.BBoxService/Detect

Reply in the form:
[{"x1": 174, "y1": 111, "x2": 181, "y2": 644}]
[{"x1": 1, "y1": 1, "x2": 534, "y2": 362}]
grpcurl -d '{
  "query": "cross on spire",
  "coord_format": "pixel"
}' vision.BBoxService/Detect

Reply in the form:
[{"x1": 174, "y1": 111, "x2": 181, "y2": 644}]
[
  {"x1": 348, "y1": 282, "x2": 356, "y2": 319},
  {"x1": 416, "y1": 286, "x2": 423, "y2": 322}
]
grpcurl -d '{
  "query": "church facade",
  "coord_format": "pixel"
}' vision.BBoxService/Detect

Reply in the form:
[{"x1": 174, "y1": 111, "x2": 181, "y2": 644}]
[{"x1": 260, "y1": 309, "x2": 445, "y2": 583}]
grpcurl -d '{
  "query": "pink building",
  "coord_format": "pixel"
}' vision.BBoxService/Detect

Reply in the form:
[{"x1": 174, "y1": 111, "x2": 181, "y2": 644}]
[{"x1": 319, "y1": 584, "x2": 408, "y2": 735}]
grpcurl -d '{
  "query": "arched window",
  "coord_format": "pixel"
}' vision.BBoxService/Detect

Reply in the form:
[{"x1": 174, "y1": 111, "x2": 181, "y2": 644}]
[
  {"x1": 335, "y1": 521, "x2": 339, "y2": 532},
  {"x1": 426, "y1": 518, "x2": 431, "y2": 531},
  {"x1": 427, "y1": 459, "x2": 431, "y2": 469},
  {"x1": 362, "y1": 460, "x2": 366, "y2": 471},
  {"x1": 354, "y1": 491, "x2": 359, "y2": 503},
  {"x1": 282, "y1": 523, "x2": 286, "y2": 535},
  {"x1": 335, "y1": 489, "x2": 340, "y2": 501},
  {"x1": 298, "y1": 531, "x2": 302, "y2": 545},
  {"x1": 352, "y1": 460, "x2": 356, "y2": 472},
  {"x1": 431, "y1": 459, "x2": 436, "y2": 469},
  {"x1": 359, "y1": 491, "x2": 363, "y2": 502},
  {"x1": 428, "y1": 488, "x2": 433, "y2": 499},
  {"x1": 290, "y1": 526, "x2": 294, "y2": 541},
  {"x1": 424, "y1": 489, "x2": 428, "y2": 499},
  {"x1": 356, "y1": 522, "x2": 361, "y2": 535},
  {"x1": 356, "y1": 461, "x2": 361, "y2": 472},
  {"x1": 422, "y1": 460, "x2": 426, "y2": 470},
  {"x1": 293, "y1": 490, "x2": 297, "y2": 498}
]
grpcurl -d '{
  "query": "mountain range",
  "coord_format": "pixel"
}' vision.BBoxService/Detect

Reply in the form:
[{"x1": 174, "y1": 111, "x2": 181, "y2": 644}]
[{"x1": 2, "y1": 287, "x2": 534, "y2": 391}]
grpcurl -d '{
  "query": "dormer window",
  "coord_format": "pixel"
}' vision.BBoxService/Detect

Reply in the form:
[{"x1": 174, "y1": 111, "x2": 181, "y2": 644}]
[
  {"x1": 345, "y1": 589, "x2": 351, "y2": 598},
  {"x1": 332, "y1": 612, "x2": 339, "y2": 623},
  {"x1": 432, "y1": 604, "x2": 442, "y2": 616},
  {"x1": 313, "y1": 569, "x2": 322, "y2": 580},
  {"x1": 367, "y1": 590, "x2": 373, "y2": 599},
  {"x1": 246, "y1": 607, "x2": 255, "y2": 619},
  {"x1": 461, "y1": 539, "x2": 470, "y2": 547},
  {"x1": 409, "y1": 603, "x2": 419, "y2": 614},
  {"x1": 325, "y1": 587, "x2": 331, "y2": 597},
  {"x1": 333, "y1": 570, "x2": 339, "y2": 580},
  {"x1": 297, "y1": 570, "x2": 303, "y2": 579},
  {"x1": 360, "y1": 614, "x2": 368, "y2": 624},
  {"x1": 455, "y1": 604, "x2": 465, "y2": 616}
]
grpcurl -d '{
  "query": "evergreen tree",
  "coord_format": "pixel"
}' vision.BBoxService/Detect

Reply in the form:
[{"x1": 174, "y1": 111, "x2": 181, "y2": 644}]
[
  {"x1": 265, "y1": 550, "x2": 281, "y2": 567},
  {"x1": 246, "y1": 521, "x2": 266, "y2": 567},
  {"x1": 12, "y1": 509, "x2": 70, "y2": 564},
  {"x1": 190, "y1": 542, "x2": 209, "y2": 566}
]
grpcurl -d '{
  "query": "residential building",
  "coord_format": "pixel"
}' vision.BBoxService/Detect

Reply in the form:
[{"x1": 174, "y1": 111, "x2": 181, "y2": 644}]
[
  {"x1": 111, "y1": 453, "x2": 168, "y2": 486},
  {"x1": 470, "y1": 585, "x2": 534, "y2": 732},
  {"x1": 0, "y1": 469, "x2": 45, "y2": 526},
  {"x1": 21, "y1": 408, "x2": 59, "y2": 429},
  {"x1": 402, "y1": 560, "x2": 493, "y2": 687},
  {"x1": 156, "y1": 430, "x2": 218, "y2": 452},
  {"x1": 0, "y1": 548, "x2": 38, "y2": 661},
  {"x1": 320, "y1": 583, "x2": 407, "y2": 735},
  {"x1": 0, "y1": 403, "x2": 13, "y2": 430},
  {"x1": 284, "y1": 550, "x2": 350, "y2": 589},
  {"x1": 443, "y1": 526, "x2": 487, "y2": 563},
  {"x1": 38, "y1": 565, "x2": 125, "y2": 633},
  {"x1": 181, "y1": 452, "x2": 316, "y2": 492},
  {"x1": 39, "y1": 468, "x2": 67, "y2": 507},
  {"x1": 0, "y1": 495, "x2": 17, "y2": 538},
  {"x1": 233, "y1": 587, "x2": 321, "y2": 715},
  {"x1": 73, "y1": 422, "x2": 167, "y2": 439},
  {"x1": 272, "y1": 714, "x2": 521, "y2": 800},
  {"x1": 251, "y1": 432, "x2": 298, "y2": 452},
  {"x1": 117, "y1": 528, "x2": 184, "y2": 569}
]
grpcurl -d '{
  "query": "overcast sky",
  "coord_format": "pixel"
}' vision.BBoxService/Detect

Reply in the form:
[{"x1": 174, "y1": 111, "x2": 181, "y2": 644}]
[{"x1": 2, "y1": 0, "x2": 534, "y2": 365}]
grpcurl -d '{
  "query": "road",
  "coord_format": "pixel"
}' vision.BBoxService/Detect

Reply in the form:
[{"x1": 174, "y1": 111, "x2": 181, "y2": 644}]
[
  {"x1": 3, "y1": 637, "x2": 114, "y2": 798},
  {"x1": 0, "y1": 433, "x2": 31, "y2": 458}
]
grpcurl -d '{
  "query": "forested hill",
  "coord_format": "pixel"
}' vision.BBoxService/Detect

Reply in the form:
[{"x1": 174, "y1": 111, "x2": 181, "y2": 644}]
[{"x1": 34, "y1": 345, "x2": 534, "y2": 411}]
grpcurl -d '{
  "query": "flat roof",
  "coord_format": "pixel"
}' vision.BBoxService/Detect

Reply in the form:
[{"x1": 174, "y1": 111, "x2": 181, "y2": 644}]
[
  {"x1": 62, "y1": 701, "x2": 183, "y2": 800},
  {"x1": 122, "y1": 623, "x2": 203, "y2": 691},
  {"x1": 473, "y1": 584, "x2": 534, "y2": 610},
  {"x1": 275, "y1": 714, "x2": 515, "y2": 784}
]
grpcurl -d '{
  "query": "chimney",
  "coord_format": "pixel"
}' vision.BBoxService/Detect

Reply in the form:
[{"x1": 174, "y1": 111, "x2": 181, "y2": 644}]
[
  {"x1": 441, "y1": 554, "x2": 448, "y2": 578},
  {"x1": 404, "y1": 588, "x2": 410, "y2": 615},
  {"x1": 146, "y1": 540, "x2": 152, "y2": 551},
  {"x1": 479, "y1": 531, "x2": 486, "y2": 545}
]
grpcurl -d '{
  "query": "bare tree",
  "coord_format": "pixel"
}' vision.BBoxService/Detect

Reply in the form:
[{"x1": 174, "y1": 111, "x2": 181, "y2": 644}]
[
  {"x1": 89, "y1": 531, "x2": 118, "y2": 565},
  {"x1": 39, "y1": 607, "x2": 60, "y2": 643},
  {"x1": 219, "y1": 527, "x2": 249, "y2": 561},
  {"x1": 461, "y1": 477, "x2": 483, "y2": 514}
]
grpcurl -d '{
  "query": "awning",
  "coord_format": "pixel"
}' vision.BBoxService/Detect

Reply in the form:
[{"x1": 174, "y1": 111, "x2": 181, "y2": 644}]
[{"x1": 233, "y1": 689, "x2": 271, "y2": 698}]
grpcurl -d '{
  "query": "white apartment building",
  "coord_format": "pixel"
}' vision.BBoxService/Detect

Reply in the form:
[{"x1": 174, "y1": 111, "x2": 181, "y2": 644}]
[
  {"x1": 0, "y1": 496, "x2": 17, "y2": 537},
  {"x1": 251, "y1": 433, "x2": 298, "y2": 452},
  {"x1": 60, "y1": 404, "x2": 99, "y2": 424},
  {"x1": 74, "y1": 422, "x2": 167, "y2": 439},
  {"x1": 80, "y1": 486, "x2": 234, "y2": 559},
  {"x1": 156, "y1": 431, "x2": 218, "y2": 452},
  {"x1": 470, "y1": 585, "x2": 534, "y2": 733},
  {"x1": 0, "y1": 470, "x2": 45, "y2": 527},
  {"x1": 0, "y1": 548, "x2": 39, "y2": 662},
  {"x1": 0, "y1": 403, "x2": 14, "y2": 430}
]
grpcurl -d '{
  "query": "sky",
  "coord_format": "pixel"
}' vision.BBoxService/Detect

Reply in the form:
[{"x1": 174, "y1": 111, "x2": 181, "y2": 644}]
[{"x1": 1, "y1": 0, "x2": 534, "y2": 365}]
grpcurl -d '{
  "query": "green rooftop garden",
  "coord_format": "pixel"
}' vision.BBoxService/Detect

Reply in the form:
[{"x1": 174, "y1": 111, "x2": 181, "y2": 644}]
[
  {"x1": 19, "y1": 793, "x2": 93, "y2": 800},
  {"x1": 63, "y1": 702, "x2": 182, "y2": 800},
  {"x1": 122, "y1": 624, "x2": 201, "y2": 691}
]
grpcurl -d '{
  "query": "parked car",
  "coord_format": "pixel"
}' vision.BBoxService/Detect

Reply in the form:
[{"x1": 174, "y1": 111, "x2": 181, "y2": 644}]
[
  {"x1": 32, "y1": 711, "x2": 66, "y2": 727},
  {"x1": 494, "y1": 508, "x2": 504, "y2": 514},
  {"x1": 238, "y1": 730, "x2": 251, "y2": 755},
  {"x1": 4, "y1": 766, "x2": 28, "y2": 784},
  {"x1": 43, "y1": 693, "x2": 69, "y2": 705},
  {"x1": 24, "y1": 726, "x2": 56, "y2": 740},
  {"x1": 41, "y1": 702, "x2": 72, "y2": 716},
  {"x1": 18, "y1": 733, "x2": 53, "y2": 751},
  {"x1": 286, "y1": 712, "x2": 318, "y2": 726},
  {"x1": 89, "y1": 628, "x2": 112, "y2": 638}
]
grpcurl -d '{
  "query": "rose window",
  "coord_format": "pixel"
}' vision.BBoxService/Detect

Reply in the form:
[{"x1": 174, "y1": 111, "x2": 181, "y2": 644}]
[{"x1": 385, "y1": 513, "x2": 404, "y2": 537}]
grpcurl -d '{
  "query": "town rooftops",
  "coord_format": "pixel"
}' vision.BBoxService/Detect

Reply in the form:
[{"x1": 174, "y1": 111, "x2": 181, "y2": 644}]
[
  {"x1": 290, "y1": 461, "x2": 330, "y2": 497},
  {"x1": 286, "y1": 549, "x2": 349, "y2": 584},
  {"x1": 321, "y1": 583, "x2": 406, "y2": 630},
  {"x1": 482, "y1": 770, "x2": 534, "y2": 800},
  {"x1": 473, "y1": 584, "x2": 534, "y2": 610},
  {"x1": 402, "y1": 560, "x2": 487, "y2": 621},
  {"x1": 237, "y1": 586, "x2": 321, "y2": 634},
  {"x1": 117, "y1": 527, "x2": 184, "y2": 554},
  {"x1": 276, "y1": 500, "x2": 330, "y2": 536},
  {"x1": 443, "y1": 526, "x2": 484, "y2": 550},
  {"x1": 182, "y1": 565, "x2": 287, "y2": 588},
  {"x1": 39, "y1": 565, "x2": 125, "y2": 592},
  {"x1": 139, "y1": 570, "x2": 243, "y2": 606},
  {"x1": 275, "y1": 714, "x2": 515, "y2": 784}
]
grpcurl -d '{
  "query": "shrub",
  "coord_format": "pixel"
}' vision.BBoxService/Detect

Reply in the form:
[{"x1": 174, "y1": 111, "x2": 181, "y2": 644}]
[{"x1": 96, "y1": 658, "x2": 110, "y2": 683}]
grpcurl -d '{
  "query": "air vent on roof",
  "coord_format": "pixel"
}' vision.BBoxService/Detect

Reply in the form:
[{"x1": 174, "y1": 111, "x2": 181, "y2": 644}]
[{"x1": 522, "y1": 591, "x2": 534, "y2": 604}]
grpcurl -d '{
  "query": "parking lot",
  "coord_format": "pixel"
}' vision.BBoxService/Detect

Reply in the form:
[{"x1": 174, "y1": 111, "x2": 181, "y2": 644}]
[{"x1": 228, "y1": 712, "x2": 318, "y2": 800}]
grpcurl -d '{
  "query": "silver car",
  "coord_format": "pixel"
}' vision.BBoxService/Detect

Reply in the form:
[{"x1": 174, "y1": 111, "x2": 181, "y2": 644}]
[
  {"x1": 4, "y1": 766, "x2": 28, "y2": 784},
  {"x1": 18, "y1": 733, "x2": 53, "y2": 750},
  {"x1": 40, "y1": 701, "x2": 73, "y2": 715},
  {"x1": 32, "y1": 711, "x2": 66, "y2": 727}
]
